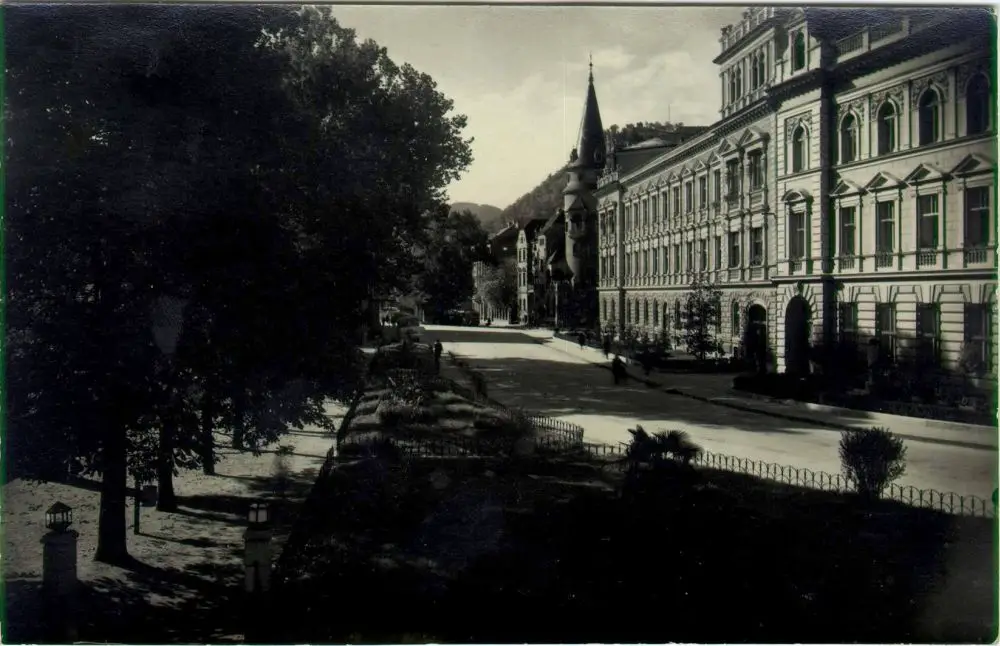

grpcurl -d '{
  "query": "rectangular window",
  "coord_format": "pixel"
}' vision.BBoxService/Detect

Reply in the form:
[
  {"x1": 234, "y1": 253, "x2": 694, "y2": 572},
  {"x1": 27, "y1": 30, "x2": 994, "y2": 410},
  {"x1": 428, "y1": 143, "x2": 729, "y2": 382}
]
[
  {"x1": 839, "y1": 206, "x2": 856, "y2": 255},
  {"x1": 875, "y1": 303, "x2": 897, "y2": 364},
  {"x1": 916, "y1": 303, "x2": 940, "y2": 366},
  {"x1": 748, "y1": 151, "x2": 764, "y2": 190},
  {"x1": 876, "y1": 201, "x2": 895, "y2": 253},
  {"x1": 965, "y1": 186, "x2": 991, "y2": 247},
  {"x1": 749, "y1": 227, "x2": 763, "y2": 266},
  {"x1": 713, "y1": 170, "x2": 722, "y2": 203},
  {"x1": 838, "y1": 302, "x2": 858, "y2": 346},
  {"x1": 625, "y1": 253, "x2": 631, "y2": 276},
  {"x1": 652, "y1": 247, "x2": 658, "y2": 274},
  {"x1": 685, "y1": 182, "x2": 693, "y2": 213},
  {"x1": 698, "y1": 239, "x2": 708, "y2": 271},
  {"x1": 964, "y1": 304, "x2": 993, "y2": 372},
  {"x1": 651, "y1": 195, "x2": 659, "y2": 222},
  {"x1": 699, "y1": 177, "x2": 708, "y2": 207},
  {"x1": 714, "y1": 236, "x2": 723, "y2": 269},
  {"x1": 673, "y1": 244, "x2": 681, "y2": 272},
  {"x1": 685, "y1": 241, "x2": 694, "y2": 272},
  {"x1": 726, "y1": 160, "x2": 739, "y2": 197},
  {"x1": 728, "y1": 231, "x2": 741, "y2": 268},
  {"x1": 674, "y1": 301, "x2": 682, "y2": 330},
  {"x1": 662, "y1": 246, "x2": 668, "y2": 274},
  {"x1": 917, "y1": 194, "x2": 939, "y2": 249},
  {"x1": 789, "y1": 211, "x2": 806, "y2": 260},
  {"x1": 672, "y1": 187, "x2": 681, "y2": 215}
]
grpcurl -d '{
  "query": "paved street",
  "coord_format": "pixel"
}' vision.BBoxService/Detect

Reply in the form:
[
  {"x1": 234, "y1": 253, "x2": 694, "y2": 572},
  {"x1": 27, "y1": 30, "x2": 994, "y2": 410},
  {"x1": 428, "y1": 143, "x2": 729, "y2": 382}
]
[{"x1": 426, "y1": 325, "x2": 998, "y2": 500}]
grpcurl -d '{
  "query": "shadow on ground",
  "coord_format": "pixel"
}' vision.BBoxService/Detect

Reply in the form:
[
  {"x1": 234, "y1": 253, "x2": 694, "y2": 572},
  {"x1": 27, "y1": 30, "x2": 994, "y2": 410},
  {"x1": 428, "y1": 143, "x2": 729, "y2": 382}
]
[{"x1": 263, "y1": 452, "x2": 998, "y2": 644}]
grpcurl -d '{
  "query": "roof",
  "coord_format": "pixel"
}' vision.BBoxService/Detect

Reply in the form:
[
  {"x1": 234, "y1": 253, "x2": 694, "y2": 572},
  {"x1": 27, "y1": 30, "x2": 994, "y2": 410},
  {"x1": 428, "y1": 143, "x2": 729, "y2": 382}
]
[
  {"x1": 569, "y1": 64, "x2": 606, "y2": 171},
  {"x1": 520, "y1": 217, "x2": 548, "y2": 238},
  {"x1": 539, "y1": 209, "x2": 565, "y2": 235}
]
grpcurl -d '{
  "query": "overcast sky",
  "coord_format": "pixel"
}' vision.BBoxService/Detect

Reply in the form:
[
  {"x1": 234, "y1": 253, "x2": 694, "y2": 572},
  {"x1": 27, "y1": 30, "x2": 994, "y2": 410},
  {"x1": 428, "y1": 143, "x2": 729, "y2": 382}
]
[{"x1": 329, "y1": 5, "x2": 745, "y2": 209}]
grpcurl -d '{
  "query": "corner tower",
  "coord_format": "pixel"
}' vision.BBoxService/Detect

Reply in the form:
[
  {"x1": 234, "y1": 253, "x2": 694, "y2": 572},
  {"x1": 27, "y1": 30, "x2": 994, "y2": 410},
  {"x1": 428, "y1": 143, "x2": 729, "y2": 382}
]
[{"x1": 562, "y1": 60, "x2": 605, "y2": 326}]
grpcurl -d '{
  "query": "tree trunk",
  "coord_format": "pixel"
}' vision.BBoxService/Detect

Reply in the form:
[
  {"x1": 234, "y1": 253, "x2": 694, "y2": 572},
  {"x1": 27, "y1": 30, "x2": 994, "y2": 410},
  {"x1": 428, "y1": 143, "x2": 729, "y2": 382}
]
[
  {"x1": 200, "y1": 391, "x2": 216, "y2": 475},
  {"x1": 232, "y1": 390, "x2": 247, "y2": 450},
  {"x1": 95, "y1": 423, "x2": 129, "y2": 564},
  {"x1": 157, "y1": 416, "x2": 178, "y2": 512}
]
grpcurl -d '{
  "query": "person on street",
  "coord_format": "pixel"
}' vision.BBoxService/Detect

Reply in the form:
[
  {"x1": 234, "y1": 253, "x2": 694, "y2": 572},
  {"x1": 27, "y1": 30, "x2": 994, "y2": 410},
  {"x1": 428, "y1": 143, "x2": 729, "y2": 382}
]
[
  {"x1": 611, "y1": 355, "x2": 626, "y2": 385},
  {"x1": 578, "y1": 331, "x2": 586, "y2": 350},
  {"x1": 640, "y1": 350, "x2": 653, "y2": 376},
  {"x1": 433, "y1": 340, "x2": 443, "y2": 373},
  {"x1": 602, "y1": 335, "x2": 611, "y2": 359}
]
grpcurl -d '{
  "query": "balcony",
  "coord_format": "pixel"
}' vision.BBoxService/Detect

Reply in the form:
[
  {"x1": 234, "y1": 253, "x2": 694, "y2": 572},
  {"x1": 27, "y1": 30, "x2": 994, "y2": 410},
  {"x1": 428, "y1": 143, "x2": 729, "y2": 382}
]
[
  {"x1": 837, "y1": 255, "x2": 857, "y2": 272},
  {"x1": 964, "y1": 245, "x2": 994, "y2": 267},
  {"x1": 719, "y1": 7, "x2": 775, "y2": 54},
  {"x1": 749, "y1": 266, "x2": 765, "y2": 280},
  {"x1": 788, "y1": 259, "x2": 805, "y2": 274},
  {"x1": 915, "y1": 249, "x2": 938, "y2": 269},
  {"x1": 874, "y1": 252, "x2": 895, "y2": 270},
  {"x1": 833, "y1": 15, "x2": 938, "y2": 65},
  {"x1": 597, "y1": 170, "x2": 619, "y2": 190}
]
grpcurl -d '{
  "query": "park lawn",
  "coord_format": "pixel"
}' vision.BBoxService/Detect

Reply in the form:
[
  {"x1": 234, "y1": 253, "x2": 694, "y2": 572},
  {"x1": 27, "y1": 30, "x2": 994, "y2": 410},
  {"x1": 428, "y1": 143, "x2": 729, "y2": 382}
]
[
  {"x1": 1, "y1": 401, "x2": 346, "y2": 644},
  {"x1": 268, "y1": 448, "x2": 997, "y2": 645}
]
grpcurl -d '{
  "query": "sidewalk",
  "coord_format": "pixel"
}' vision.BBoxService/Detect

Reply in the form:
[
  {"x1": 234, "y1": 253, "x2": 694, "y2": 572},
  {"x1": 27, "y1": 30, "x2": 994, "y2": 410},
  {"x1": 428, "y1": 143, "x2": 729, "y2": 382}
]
[{"x1": 525, "y1": 330, "x2": 997, "y2": 451}]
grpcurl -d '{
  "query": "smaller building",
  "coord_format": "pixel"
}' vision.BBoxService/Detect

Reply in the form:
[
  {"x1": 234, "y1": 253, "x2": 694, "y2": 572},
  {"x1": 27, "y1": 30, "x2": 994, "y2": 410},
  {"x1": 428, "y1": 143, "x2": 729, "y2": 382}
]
[
  {"x1": 516, "y1": 218, "x2": 549, "y2": 323},
  {"x1": 473, "y1": 221, "x2": 520, "y2": 322}
]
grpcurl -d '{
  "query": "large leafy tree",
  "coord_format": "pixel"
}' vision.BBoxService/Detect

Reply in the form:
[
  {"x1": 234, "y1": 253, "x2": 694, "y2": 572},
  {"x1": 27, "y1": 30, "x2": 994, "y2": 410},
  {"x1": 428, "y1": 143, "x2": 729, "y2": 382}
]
[
  {"x1": 4, "y1": 4, "x2": 473, "y2": 563},
  {"x1": 476, "y1": 257, "x2": 518, "y2": 316},
  {"x1": 414, "y1": 208, "x2": 490, "y2": 319}
]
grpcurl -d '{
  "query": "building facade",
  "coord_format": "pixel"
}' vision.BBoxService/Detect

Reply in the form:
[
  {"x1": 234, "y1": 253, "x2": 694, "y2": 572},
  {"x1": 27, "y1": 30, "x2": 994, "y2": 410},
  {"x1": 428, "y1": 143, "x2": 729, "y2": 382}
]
[{"x1": 593, "y1": 6, "x2": 995, "y2": 375}]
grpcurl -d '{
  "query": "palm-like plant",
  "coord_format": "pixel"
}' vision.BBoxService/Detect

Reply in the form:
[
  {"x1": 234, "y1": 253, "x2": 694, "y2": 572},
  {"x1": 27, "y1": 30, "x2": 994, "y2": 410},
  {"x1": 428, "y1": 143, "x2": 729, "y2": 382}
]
[{"x1": 621, "y1": 425, "x2": 703, "y2": 495}]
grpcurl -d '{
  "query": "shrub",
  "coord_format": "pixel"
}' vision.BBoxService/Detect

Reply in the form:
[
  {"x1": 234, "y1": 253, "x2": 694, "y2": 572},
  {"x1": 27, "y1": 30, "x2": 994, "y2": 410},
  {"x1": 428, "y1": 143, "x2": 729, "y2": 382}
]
[
  {"x1": 839, "y1": 426, "x2": 907, "y2": 501},
  {"x1": 620, "y1": 425, "x2": 702, "y2": 499}
]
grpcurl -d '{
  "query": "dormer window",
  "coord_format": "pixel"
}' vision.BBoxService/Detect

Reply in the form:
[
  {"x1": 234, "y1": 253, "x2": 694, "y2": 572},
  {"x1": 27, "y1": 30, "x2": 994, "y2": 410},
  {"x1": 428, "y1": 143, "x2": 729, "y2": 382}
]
[{"x1": 792, "y1": 32, "x2": 806, "y2": 71}]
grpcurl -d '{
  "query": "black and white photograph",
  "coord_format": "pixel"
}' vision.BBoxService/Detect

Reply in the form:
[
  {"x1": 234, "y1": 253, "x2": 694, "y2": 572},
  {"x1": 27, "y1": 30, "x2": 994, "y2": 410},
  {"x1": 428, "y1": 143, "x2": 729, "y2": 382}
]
[{"x1": 2, "y1": 3, "x2": 997, "y2": 643}]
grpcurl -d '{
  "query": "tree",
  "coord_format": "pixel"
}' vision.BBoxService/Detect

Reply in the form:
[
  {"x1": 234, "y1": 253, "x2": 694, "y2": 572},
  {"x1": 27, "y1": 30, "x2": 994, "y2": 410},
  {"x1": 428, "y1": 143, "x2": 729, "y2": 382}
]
[
  {"x1": 681, "y1": 279, "x2": 723, "y2": 360},
  {"x1": 414, "y1": 208, "x2": 489, "y2": 319},
  {"x1": 476, "y1": 257, "x2": 517, "y2": 316},
  {"x1": 5, "y1": 4, "x2": 473, "y2": 563}
]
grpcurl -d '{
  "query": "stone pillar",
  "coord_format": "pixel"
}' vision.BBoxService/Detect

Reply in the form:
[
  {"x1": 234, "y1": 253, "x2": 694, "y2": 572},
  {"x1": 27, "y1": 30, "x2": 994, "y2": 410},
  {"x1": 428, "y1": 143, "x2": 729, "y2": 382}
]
[
  {"x1": 41, "y1": 530, "x2": 79, "y2": 642},
  {"x1": 244, "y1": 527, "x2": 273, "y2": 593}
]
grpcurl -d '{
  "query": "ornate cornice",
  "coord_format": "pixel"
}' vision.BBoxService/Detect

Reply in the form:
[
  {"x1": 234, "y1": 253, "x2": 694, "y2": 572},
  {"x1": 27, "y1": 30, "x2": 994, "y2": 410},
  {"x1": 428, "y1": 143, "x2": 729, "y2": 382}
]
[
  {"x1": 869, "y1": 84, "x2": 905, "y2": 121},
  {"x1": 910, "y1": 69, "x2": 949, "y2": 106}
]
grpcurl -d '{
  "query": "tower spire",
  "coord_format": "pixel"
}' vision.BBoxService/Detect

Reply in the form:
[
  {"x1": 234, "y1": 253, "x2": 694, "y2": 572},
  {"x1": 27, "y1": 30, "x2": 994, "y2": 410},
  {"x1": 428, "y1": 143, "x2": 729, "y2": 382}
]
[{"x1": 588, "y1": 53, "x2": 593, "y2": 83}]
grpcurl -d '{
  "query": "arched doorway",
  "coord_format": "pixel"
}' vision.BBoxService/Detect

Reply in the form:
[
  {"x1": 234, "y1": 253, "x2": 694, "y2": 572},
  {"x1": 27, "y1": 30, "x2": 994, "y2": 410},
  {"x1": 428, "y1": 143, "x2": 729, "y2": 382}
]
[
  {"x1": 784, "y1": 296, "x2": 811, "y2": 376},
  {"x1": 743, "y1": 304, "x2": 768, "y2": 372}
]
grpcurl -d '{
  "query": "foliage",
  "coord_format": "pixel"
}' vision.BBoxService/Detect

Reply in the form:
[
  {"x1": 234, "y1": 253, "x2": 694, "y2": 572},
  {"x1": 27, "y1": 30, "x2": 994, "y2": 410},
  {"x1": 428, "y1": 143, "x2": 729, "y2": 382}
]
[
  {"x1": 475, "y1": 257, "x2": 517, "y2": 314},
  {"x1": 839, "y1": 427, "x2": 908, "y2": 501},
  {"x1": 604, "y1": 121, "x2": 689, "y2": 149},
  {"x1": 413, "y1": 207, "x2": 490, "y2": 318},
  {"x1": 682, "y1": 279, "x2": 723, "y2": 360},
  {"x1": 621, "y1": 425, "x2": 703, "y2": 498},
  {"x1": 499, "y1": 166, "x2": 569, "y2": 226},
  {"x1": 5, "y1": 4, "x2": 472, "y2": 562}
]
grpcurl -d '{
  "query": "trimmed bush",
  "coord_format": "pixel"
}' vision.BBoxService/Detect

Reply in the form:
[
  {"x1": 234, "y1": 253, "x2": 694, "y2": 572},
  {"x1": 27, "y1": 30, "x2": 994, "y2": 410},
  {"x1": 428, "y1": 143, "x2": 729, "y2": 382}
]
[{"x1": 839, "y1": 426, "x2": 907, "y2": 501}]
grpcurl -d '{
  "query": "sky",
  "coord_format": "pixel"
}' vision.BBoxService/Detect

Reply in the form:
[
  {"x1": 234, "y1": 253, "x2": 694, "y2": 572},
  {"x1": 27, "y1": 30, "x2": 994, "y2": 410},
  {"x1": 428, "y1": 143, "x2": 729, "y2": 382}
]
[{"x1": 329, "y1": 5, "x2": 746, "y2": 210}]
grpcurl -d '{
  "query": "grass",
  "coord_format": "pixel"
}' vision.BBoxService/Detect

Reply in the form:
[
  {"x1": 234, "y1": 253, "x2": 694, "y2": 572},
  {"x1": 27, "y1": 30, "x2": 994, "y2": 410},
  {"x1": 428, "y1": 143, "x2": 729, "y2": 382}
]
[
  {"x1": 1, "y1": 401, "x2": 347, "y2": 644},
  {"x1": 268, "y1": 448, "x2": 997, "y2": 644}
]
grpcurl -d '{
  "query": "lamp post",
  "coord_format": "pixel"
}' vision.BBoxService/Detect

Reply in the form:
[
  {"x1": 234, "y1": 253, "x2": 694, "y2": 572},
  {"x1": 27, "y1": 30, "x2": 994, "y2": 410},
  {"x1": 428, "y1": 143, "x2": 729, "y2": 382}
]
[
  {"x1": 244, "y1": 501, "x2": 273, "y2": 643},
  {"x1": 41, "y1": 502, "x2": 78, "y2": 641}
]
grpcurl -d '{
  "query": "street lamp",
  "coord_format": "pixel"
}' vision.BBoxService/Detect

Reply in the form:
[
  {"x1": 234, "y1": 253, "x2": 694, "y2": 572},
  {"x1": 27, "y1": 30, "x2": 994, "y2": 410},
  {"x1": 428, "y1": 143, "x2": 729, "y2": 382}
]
[
  {"x1": 45, "y1": 502, "x2": 73, "y2": 533},
  {"x1": 248, "y1": 502, "x2": 270, "y2": 528},
  {"x1": 244, "y1": 500, "x2": 273, "y2": 594}
]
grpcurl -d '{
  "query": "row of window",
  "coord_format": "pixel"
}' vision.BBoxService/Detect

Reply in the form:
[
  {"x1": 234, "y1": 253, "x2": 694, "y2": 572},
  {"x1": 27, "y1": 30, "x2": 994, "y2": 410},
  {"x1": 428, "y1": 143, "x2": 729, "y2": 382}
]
[
  {"x1": 839, "y1": 301, "x2": 993, "y2": 368},
  {"x1": 834, "y1": 186, "x2": 991, "y2": 257},
  {"x1": 601, "y1": 228, "x2": 766, "y2": 279},
  {"x1": 602, "y1": 154, "x2": 766, "y2": 238},
  {"x1": 725, "y1": 47, "x2": 769, "y2": 106}
]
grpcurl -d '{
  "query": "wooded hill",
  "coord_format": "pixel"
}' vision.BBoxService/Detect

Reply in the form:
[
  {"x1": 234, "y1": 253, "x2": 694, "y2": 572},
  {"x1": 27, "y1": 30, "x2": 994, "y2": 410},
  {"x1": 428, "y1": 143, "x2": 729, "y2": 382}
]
[{"x1": 498, "y1": 121, "x2": 691, "y2": 226}]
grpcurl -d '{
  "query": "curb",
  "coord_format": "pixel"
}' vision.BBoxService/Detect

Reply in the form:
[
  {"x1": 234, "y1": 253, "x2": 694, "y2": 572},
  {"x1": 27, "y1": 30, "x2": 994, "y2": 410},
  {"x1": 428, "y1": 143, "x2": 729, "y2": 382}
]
[{"x1": 526, "y1": 334, "x2": 996, "y2": 452}]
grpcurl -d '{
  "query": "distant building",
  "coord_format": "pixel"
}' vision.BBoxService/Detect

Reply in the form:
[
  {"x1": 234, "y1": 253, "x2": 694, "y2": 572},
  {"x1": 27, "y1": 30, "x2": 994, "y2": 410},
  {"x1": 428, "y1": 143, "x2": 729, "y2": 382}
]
[
  {"x1": 516, "y1": 218, "x2": 548, "y2": 323},
  {"x1": 473, "y1": 221, "x2": 519, "y2": 322},
  {"x1": 591, "y1": 6, "x2": 995, "y2": 375}
]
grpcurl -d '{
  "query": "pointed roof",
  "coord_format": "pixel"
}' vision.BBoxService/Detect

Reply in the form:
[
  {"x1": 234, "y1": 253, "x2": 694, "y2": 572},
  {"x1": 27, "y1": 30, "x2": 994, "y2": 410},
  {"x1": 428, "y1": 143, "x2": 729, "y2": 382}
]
[{"x1": 570, "y1": 62, "x2": 606, "y2": 171}]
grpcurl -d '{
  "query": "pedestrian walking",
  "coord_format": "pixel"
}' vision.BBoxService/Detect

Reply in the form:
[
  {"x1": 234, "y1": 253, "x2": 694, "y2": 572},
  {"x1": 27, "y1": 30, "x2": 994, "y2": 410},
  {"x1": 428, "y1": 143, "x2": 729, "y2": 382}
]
[
  {"x1": 433, "y1": 340, "x2": 443, "y2": 373},
  {"x1": 602, "y1": 335, "x2": 612, "y2": 359},
  {"x1": 577, "y1": 331, "x2": 586, "y2": 350},
  {"x1": 611, "y1": 355, "x2": 626, "y2": 385}
]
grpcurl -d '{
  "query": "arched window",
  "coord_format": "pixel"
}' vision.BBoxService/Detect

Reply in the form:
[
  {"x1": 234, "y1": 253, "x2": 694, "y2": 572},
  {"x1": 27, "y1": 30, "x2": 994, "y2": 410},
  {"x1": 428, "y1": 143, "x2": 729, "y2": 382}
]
[
  {"x1": 653, "y1": 301, "x2": 659, "y2": 326},
  {"x1": 644, "y1": 301, "x2": 650, "y2": 326},
  {"x1": 792, "y1": 32, "x2": 806, "y2": 71},
  {"x1": 756, "y1": 51, "x2": 766, "y2": 87},
  {"x1": 674, "y1": 300, "x2": 682, "y2": 330},
  {"x1": 750, "y1": 54, "x2": 759, "y2": 89},
  {"x1": 966, "y1": 74, "x2": 990, "y2": 136},
  {"x1": 840, "y1": 113, "x2": 858, "y2": 163},
  {"x1": 918, "y1": 89, "x2": 940, "y2": 145},
  {"x1": 735, "y1": 69, "x2": 743, "y2": 98},
  {"x1": 791, "y1": 126, "x2": 806, "y2": 173},
  {"x1": 635, "y1": 300, "x2": 640, "y2": 323},
  {"x1": 625, "y1": 300, "x2": 631, "y2": 324},
  {"x1": 877, "y1": 102, "x2": 897, "y2": 155},
  {"x1": 731, "y1": 302, "x2": 741, "y2": 334},
  {"x1": 729, "y1": 73, "x2": 737, "y2": 104}
]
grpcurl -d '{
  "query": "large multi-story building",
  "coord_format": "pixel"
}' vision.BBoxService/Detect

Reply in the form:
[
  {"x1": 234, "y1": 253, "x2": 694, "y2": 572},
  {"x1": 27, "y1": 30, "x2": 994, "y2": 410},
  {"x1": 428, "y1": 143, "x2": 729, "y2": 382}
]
[{"x1": 586, "y1": 6, "x2": 995, "y2": 375}]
